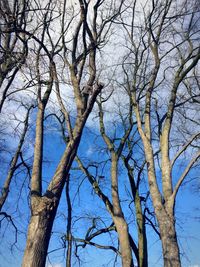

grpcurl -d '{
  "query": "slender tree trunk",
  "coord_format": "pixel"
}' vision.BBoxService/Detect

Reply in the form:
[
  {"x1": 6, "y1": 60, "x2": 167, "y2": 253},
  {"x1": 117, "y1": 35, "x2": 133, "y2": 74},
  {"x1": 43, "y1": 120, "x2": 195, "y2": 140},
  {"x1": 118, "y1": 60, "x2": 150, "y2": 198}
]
[
  {"x1": 66, "y1": 232, "x2": 72, "y2": 267},
  {"x1": 0, "y1": 107, "x2": 31, "y2": 211},
  {"x1": 66, "y1": 176, "x2": 72, "y2": 267},
  {"x1": 157, "y1": 211, "x2": 181, "y2": 267},
  {"x1": 125, "y1": 160, "x2": 148, "y2": 267},
  {"x1": 111, "y1": 155, "x2": 133, "y2": 267},
  {"x1": 135, "y1": 192, "x2": 148, "y2": 267}
]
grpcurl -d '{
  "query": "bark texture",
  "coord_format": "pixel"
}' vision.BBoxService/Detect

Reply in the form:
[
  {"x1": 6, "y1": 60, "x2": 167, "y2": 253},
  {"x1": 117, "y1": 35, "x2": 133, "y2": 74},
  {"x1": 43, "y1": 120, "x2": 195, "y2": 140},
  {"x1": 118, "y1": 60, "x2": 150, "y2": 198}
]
[
  {"x1": 22, "y1": 135, "x2": 80, "y2": 267},
  {"x1": 157, "y1": 210, "x2": 181, "y2": 267},
  {"x1": 111, "y1": 156, "x2": 133, "y2": 267},
  {"x1": 114, "y1": 216, "x2": 133, "y2": 267},
  {"x1": 124, "y1": 156, "x2": 148, "y2": 267},
  {"x1": 135, "y1": 192, "x2": 148, "y2": 267},
  {"x1": 22, "y1": 197, "x2": 58, "y2": 267}
]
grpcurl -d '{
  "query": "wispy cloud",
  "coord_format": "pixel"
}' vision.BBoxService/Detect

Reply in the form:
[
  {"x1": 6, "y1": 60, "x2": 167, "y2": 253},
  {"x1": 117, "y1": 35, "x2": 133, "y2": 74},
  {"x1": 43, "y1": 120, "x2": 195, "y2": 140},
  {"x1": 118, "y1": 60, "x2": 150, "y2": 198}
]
[
  {"x1": 86, "y1": 145, "x2": 95, "y2": 156},
  {"x1": 46, "y1": 263, "x2": 63, "y2": 267}
]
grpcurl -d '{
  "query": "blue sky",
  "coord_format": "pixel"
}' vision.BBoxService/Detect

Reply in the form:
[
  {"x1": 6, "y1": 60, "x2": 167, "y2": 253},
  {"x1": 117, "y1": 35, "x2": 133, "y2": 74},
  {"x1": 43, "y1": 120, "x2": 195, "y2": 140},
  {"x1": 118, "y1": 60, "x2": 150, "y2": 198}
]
[{"x1": 0, "y1": 126, "x2": 200, "y2": 267}]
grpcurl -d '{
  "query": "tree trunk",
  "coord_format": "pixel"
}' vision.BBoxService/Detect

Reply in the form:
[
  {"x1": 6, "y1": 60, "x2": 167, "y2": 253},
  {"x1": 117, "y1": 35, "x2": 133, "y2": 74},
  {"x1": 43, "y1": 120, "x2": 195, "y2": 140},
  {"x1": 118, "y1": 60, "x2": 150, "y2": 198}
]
[
  {"x1": 135, "y1": 192, "x2": 148, "y2": 267},
  {"x1": 22, "y1": 122, "x2": 83, "y2": 267},
  {"x1": 66, "y1": 177, "x2": 72, "y2": 267},
  {"x1": 123, "y1": 157, "x2": 148, "y2": 267},
  {"x1": 22, "y1": 197, "x2": 57, "y2": 267},
  {"x1": 142, "y1": 143, "x2": 180, "y2": 266},
  {"x1": 157, "y1": 211, "x2": 181, "y2": 267},
  {"x1": 0, "y1": 107, "x2": 30, "y2": 211},
  {"x1": 114, "y1": 216, "x2": 134, "y2": 267},
  {"x1": 111, "y1": 155, "x2": 133, "y2": 267}
]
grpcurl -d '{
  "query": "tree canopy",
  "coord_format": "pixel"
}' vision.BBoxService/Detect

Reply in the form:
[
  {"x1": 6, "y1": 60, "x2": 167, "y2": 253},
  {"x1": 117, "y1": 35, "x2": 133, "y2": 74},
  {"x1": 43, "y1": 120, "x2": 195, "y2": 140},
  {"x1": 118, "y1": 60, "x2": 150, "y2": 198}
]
[{"x1": 0, "y1": 0, "x2": 200, "y2": 267}]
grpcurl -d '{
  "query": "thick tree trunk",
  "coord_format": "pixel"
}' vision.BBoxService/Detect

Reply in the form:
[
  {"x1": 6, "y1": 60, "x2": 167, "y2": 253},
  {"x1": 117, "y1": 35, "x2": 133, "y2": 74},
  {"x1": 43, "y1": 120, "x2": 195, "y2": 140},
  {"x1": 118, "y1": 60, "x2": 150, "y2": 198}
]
[
  {"x1": 22, "y1": 121, "x2": 84, "y2": 267},
  {"x1": 114, "y1": 216, "x2": 133, "y2": 267},
  {"x1": 142, "y1": 143, "x2": 180, "y2": 266},
  {"x1": 153, "y1": 202, "x2": 181, "y2": 267},
  {"x1": 158, "y1": 213, "x2": 181, "y2": 267},
  {"x1": 22, "y1": 197, "x2": 57, "y2": 267}
]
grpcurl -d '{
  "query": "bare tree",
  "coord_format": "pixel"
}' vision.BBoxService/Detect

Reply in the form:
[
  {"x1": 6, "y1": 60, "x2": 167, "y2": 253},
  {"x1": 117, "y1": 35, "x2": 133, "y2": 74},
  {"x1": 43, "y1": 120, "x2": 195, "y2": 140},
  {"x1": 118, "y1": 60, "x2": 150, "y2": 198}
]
[
  {"x1": 18, "y1": 1, "x2": 123, "y2": 266},
  {"x1": 119, "y1": 0, "x2": 200, "y2": 266},
  {"x1": 0, "y1": 104, "x2": 33, "y2": 211},
  {"x1": 0, "y1": 0, "x2": 30, "y2": 112},
  {"x1": 74, "y1": 89, "x2": 149, "y2": 266},
  {"x1": 96, "y1": 97, "x2": 134, "y2": 266},
  {"x1": 122, "y1": 150, "x2": 148, "y2": 267},
  {"x1": 1, "y1": 0, "x2": 199, "y2": 266}
]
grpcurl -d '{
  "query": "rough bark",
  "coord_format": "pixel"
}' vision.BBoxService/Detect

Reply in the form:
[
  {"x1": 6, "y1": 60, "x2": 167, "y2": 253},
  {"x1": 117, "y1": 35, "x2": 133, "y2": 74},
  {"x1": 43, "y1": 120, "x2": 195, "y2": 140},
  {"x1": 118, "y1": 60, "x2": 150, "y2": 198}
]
[
  {"x1": 22, "y1": 130, "x2": 81, "y2": 266},
  {"x1": 134, "y1": 105, "x2": 181, "y2": 267},
  {"x1": 20, "y1": 0, "x2": 121, "y2": 264},
  {"x1": 23, "y1": 77, "x2": 103, "y2": 265},
  {"x1": 113, "y1": 216, "x2": 133, "y2": 267},
  {"x1": 145, "y1": 147, "x2": 181, "y2": 267},
  {"x1": 157, "y1": 210, "x2": 181, "y2": 267},
  {"x1": 22, "y1": 197, "x2": 58, "y2": 267}
]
